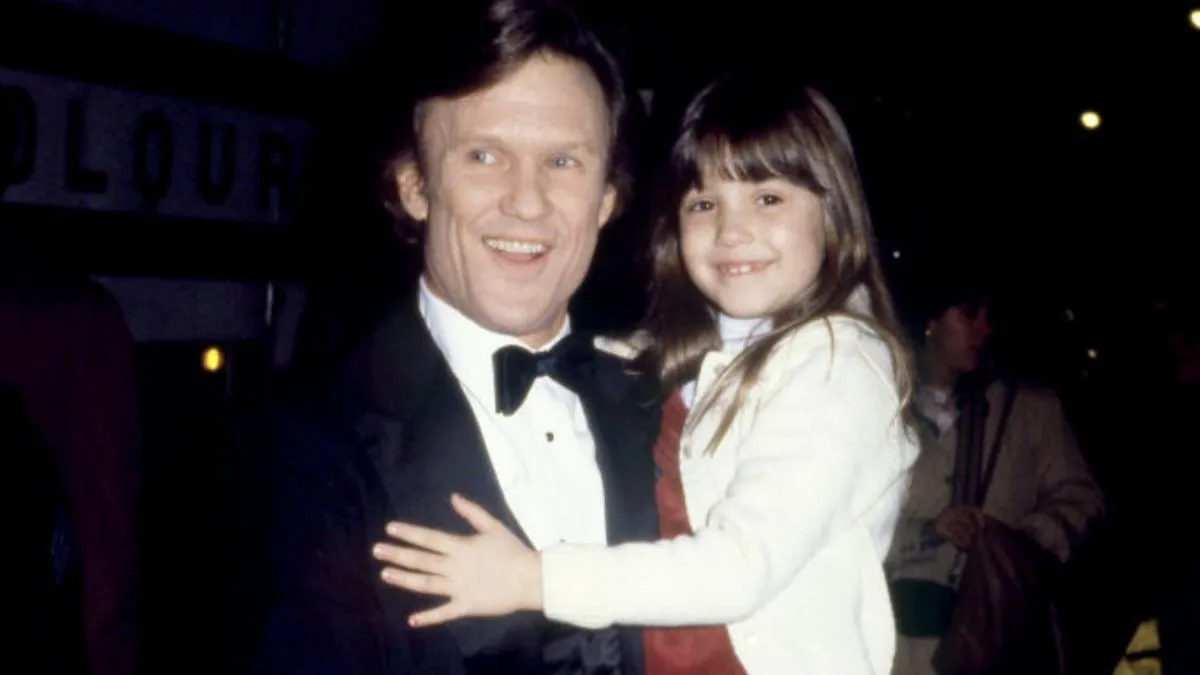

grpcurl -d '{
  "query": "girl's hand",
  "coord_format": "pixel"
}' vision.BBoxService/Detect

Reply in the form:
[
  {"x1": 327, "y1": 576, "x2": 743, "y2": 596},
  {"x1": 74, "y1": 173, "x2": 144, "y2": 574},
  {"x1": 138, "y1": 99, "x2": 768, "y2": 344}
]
[{"x1": 372, "y1": 493, "x2": 543, "y2": 627}]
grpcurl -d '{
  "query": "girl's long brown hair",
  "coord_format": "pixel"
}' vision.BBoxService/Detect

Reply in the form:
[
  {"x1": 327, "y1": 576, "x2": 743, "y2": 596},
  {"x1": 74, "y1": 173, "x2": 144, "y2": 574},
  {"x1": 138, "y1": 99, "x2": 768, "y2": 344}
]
[{"x1": 642, "y1": 74, "x2": 914, "y2": 454}]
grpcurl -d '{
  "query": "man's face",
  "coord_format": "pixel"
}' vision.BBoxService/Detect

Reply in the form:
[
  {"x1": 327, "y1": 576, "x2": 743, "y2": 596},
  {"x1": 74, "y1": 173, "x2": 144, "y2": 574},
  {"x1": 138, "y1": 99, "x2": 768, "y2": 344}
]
[{"x1": 397, "y1": 55, "x2": 617, "y2": 348}]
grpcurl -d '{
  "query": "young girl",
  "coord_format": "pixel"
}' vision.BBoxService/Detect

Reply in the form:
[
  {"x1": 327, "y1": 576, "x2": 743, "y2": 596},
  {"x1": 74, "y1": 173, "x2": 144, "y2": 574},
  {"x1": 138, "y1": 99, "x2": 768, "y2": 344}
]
[{"x1": 372, "y1": 74, "x2": 919, "y2": 674}]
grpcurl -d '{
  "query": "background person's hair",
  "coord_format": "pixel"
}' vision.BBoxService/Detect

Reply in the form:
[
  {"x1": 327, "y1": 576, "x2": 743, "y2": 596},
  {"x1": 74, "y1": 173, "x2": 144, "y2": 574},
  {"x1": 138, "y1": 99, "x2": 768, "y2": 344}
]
[{"x1": 899, "y1": 266, "x2": 995, "y2": 345}]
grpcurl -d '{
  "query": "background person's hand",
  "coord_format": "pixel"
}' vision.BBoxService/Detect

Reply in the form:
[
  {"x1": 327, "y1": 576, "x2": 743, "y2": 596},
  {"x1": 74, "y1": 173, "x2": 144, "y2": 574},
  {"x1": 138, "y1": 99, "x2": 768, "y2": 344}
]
[{"x1": 934, "y1": 505, "x2": 987, "y2": 550}]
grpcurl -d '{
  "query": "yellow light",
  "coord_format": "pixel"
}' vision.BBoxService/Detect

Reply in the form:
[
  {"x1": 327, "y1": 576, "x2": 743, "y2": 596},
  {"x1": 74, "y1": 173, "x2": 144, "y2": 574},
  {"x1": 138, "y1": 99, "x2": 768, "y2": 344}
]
[
  {"x1": 202, "y1": 346, "x2": 224, "y2": 372},
  {"x1": 1080, "y1": 111, "x2": 1101, "y2": 130},
  {"x1": 1086, "y1": 348, "x2": 1099, "y2": 360},
  {"x1": 1114, "y1": 619, "x2": 1160, "y2": 675},
  {"x1": 1190, "y1": 9, "x2": 1200, "y2": 29}
]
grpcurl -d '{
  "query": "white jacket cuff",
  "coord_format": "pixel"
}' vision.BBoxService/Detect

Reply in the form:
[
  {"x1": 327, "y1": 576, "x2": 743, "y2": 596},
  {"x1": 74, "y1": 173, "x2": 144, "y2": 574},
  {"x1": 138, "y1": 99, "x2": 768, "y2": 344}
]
[{"x1": 541, "y1": 545, "x2": 618, "y2": 630}]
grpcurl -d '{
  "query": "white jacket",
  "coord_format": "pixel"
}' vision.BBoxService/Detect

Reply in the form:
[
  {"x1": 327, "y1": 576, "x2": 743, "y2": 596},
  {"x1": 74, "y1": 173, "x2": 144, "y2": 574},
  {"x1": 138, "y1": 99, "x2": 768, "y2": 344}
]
[{"x1": 543, "y1": 317, "x2": 919, "y2": 674}]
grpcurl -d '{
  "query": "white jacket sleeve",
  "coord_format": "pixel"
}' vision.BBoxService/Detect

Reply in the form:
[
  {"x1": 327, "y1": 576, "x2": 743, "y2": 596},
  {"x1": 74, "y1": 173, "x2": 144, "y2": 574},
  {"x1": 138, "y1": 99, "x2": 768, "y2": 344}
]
[{"x1": 540, "y1": 326, "x2": 913, "y2": 629}]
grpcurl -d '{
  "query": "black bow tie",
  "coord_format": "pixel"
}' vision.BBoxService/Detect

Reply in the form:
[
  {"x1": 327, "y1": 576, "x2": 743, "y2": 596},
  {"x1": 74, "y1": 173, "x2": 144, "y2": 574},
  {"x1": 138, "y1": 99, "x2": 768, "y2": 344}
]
[{"x1": 493, "y1": 334, "x2": 596, "y2": 416}]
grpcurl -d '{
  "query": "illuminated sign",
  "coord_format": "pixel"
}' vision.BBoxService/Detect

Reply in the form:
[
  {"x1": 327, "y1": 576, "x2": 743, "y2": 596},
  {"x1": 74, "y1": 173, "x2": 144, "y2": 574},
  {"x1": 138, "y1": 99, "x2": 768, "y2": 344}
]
[{"x1": 0, "y1": 67, "x2": 312, "y2": 224}]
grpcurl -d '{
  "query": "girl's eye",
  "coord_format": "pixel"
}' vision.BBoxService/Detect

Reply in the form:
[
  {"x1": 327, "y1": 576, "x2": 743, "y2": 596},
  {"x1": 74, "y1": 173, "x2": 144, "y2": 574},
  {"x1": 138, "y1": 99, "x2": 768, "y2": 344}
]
[
  {"x1": 549, "y1": 155, "x2": 578, "y2": 168},
  {"x1": 757, "y1": 194, "x2": 782, "y2": 206},
  {"x1": 686, "y1": 200, "x2": 714, "y2": 213}
]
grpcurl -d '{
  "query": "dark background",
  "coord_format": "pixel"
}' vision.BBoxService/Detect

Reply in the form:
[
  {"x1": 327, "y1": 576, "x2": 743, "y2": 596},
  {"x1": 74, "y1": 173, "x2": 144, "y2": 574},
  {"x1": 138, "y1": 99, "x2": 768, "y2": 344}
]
[{"x1": 2, "y1": 2, "x2": 1196, "y2": 672}]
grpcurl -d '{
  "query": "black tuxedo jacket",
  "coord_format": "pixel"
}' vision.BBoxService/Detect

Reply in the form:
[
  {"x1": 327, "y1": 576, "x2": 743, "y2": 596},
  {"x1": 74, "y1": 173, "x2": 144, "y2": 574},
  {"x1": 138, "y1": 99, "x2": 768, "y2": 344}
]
[{"x1": 235, "y1": 293, "x2": 661, "y2": 674}]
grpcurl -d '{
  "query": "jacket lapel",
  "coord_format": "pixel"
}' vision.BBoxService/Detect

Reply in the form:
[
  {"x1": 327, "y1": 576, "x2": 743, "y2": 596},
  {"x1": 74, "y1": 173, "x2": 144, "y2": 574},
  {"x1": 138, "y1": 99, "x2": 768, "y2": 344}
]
[
  {"x1": 347, "y1": 293, "x2": 530, "y2": 546},
  {"x1": 571, "y1": 347, "x2": 662, "y2": 545},
  {"x1": 345, "y1": 292, "x2": 555, "y2": 667}
]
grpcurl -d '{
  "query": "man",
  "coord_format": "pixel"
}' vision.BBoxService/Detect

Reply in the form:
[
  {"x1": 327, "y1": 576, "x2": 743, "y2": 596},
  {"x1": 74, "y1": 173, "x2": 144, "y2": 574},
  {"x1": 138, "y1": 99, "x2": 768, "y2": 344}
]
[{"x1": 236, "y1": 1, "x2": 661, "y2": 673}]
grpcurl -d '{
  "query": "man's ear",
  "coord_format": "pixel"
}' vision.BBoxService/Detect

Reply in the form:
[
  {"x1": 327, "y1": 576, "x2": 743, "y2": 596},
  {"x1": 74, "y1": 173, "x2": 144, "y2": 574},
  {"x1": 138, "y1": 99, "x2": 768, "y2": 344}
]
[
  {"x1": 597, "y1": 184, "x2": 617, "y2": 229},
  {"x1": 395, "y1": 162, "x2": 429, "y2": 222}
]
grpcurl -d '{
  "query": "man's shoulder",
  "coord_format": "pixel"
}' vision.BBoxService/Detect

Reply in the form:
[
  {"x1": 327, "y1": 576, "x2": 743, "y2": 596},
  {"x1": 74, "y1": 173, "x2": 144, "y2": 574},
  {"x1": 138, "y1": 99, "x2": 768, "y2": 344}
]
[
  {"x1": 241, "y1": 364, "x2": 361, "y2": 446},
  {"x1": 592, "y1": 330, "x2": 653, "y2": 361},
  {"x1": 583, "y1": 330, "x2": 662, "y2": 415}
]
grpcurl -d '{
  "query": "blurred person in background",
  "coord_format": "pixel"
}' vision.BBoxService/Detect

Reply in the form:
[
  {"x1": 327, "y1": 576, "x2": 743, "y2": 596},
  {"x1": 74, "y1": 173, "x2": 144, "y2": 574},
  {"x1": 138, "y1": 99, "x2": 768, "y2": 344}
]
[{"x1": 887, "y1": 272, "x2": 1104, "y2": 675}]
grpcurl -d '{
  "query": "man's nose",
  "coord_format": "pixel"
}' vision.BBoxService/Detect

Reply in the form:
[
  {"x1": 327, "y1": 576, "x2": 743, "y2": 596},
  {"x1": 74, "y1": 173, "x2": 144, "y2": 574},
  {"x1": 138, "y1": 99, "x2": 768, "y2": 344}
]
[{"x1": 499, "y1": 161, "x2": 551, "y2": 221}]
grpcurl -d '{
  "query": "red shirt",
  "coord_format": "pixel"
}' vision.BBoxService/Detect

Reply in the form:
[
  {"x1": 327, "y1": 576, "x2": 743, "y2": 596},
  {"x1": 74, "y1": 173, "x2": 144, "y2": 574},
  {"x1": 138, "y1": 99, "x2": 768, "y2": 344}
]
[{"x1": 643, "y1": 390, "x2": 746, "y2": 675}]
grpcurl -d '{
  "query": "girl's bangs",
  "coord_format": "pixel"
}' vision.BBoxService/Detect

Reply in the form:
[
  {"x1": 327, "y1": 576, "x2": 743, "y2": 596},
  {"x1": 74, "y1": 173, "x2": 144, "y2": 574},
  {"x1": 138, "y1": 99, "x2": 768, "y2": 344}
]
[{"x1": 679, "y1": 124, "x2": 822, "y2": 194}]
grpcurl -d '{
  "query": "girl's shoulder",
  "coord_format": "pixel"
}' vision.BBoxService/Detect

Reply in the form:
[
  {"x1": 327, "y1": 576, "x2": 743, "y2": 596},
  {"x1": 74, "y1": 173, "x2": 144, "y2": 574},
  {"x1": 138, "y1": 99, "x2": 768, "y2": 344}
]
[
  {"x1": 775, "y1": 314, "x2": 888, "y2": 357},
  {"x1": 768, "y1": 315, "x2": 896, "y2": 384}
]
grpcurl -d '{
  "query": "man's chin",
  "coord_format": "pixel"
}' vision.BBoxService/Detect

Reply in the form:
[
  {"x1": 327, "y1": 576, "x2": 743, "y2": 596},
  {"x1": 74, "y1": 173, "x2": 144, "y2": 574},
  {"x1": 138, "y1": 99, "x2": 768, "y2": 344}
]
[{"x1": 479, "y1": 310, "x2": 567, "y2": 348}]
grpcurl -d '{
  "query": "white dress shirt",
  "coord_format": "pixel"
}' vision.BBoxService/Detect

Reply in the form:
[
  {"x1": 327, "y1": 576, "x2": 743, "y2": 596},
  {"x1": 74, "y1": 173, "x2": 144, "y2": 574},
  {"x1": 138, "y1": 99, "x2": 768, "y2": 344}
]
[{"x1": 417, "y1": 278, "x2": 607, "y2": 549}]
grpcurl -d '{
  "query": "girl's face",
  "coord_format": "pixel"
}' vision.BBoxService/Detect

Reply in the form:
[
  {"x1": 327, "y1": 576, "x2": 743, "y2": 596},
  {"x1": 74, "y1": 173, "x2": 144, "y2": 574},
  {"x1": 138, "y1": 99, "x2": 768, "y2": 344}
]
[{"x1": 679, "y1": 171, "x2": 826, "y2": 319}]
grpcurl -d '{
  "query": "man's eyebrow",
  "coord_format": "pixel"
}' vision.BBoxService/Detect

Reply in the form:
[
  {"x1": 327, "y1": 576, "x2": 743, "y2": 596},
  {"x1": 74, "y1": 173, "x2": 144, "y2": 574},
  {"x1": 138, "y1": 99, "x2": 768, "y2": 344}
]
[
  {"x1": 447, "y1": 134, "x2": 507, "y2": 150},
  {"x1": 551, "y1": 142, "x2": 601, "y2": 157},
  {"x1": 448, "y1": 135, "x2": 601, "y2": 157}
]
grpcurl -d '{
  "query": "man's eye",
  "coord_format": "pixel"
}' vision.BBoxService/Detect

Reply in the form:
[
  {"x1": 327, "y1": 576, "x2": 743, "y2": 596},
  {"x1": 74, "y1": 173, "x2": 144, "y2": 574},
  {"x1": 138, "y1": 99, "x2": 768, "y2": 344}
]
[{"x1": 469, "y1": 150, "x2": 496, "y2": 164}]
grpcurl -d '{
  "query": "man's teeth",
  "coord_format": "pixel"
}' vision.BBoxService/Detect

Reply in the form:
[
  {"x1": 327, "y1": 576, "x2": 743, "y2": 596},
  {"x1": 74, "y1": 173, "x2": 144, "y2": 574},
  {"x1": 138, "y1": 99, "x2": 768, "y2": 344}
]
[{"x1": 485, "y1": 238, "x2": 548, "y2": 255}]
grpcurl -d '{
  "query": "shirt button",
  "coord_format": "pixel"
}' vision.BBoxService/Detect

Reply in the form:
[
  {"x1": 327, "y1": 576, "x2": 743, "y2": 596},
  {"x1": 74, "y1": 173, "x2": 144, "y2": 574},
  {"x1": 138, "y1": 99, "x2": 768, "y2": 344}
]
[{"x1": 545, "y1": 431, "x2": 555, "y2": 442}]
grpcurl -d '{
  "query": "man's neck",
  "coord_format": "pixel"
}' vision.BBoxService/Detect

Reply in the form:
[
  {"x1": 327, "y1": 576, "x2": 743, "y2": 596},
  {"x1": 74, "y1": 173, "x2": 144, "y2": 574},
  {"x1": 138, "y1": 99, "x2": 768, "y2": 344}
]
[
  {"x1": 419, "y1": 275, "x2": 569, "y2": 351},
  {"x1": 518, "y1": 315, "x2": 568, "y2": 351}
]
